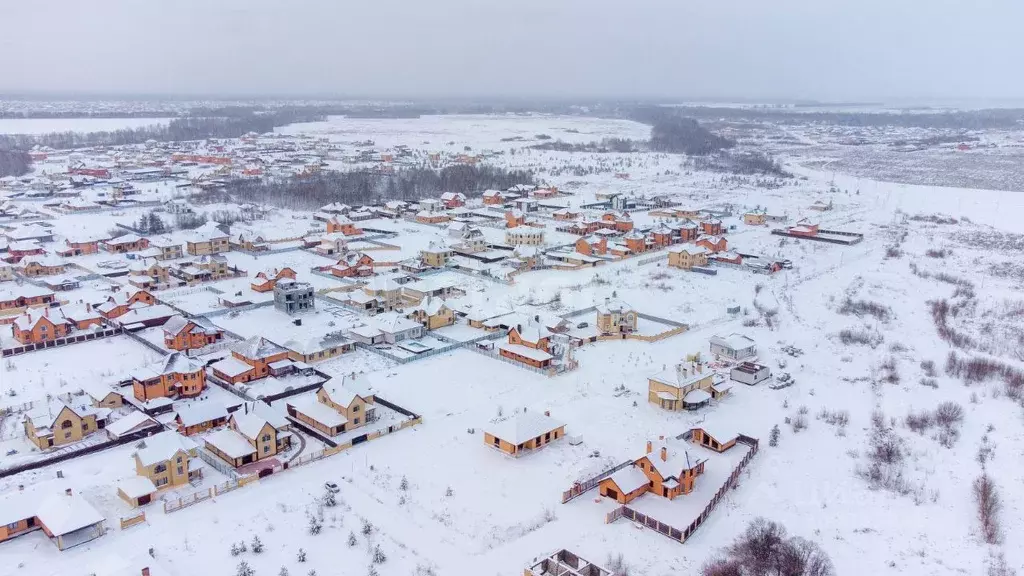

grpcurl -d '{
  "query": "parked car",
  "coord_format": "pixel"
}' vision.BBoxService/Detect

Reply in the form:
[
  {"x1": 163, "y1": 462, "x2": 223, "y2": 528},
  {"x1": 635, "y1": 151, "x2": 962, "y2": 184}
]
[
  {"x1": 576, "y1": 322, "x2": 589, "y2": 329},
  {"x1": 325, "y1": 481, "x2": 340, "y2": 494}
]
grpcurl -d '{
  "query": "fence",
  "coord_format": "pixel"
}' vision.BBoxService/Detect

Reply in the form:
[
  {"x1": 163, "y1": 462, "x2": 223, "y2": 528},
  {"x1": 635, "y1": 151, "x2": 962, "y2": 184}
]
[
  {"x1": 605, "y1": 436, "x2": 760, "y2": 544},
  {"x1": 119, "y1": 511, "x2": 146, "y2": 530},
  {"x1": 0, "y1": 424, "x2": 156, "y2": 479},
  {"x1": 1, "y1": 326, "x2": 122, "y2": 357},
  {"x1": 635, "y1": 254, "x2": 667, "y2": 266},
  {"x1": 196, "y1": 447, "x2": 242, "y2": 479},
  {"x1": 561, "y1": 459, "x2": 634, "y2": 503},
  {"x1": 163, "y1": 488, "x2": 213, "y2": 513}
]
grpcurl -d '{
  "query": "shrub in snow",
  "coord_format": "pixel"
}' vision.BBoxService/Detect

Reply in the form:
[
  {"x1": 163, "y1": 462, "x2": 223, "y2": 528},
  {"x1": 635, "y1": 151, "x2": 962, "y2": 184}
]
[
  {"x1": 973, "y1": 473, "x2": 1002, "y2": 544},
  {"x1": 348, "y1": 531, "x2": 358, "y2": 547},
  {"x1": 904, "y1": 411, "x2": 934, "y2": 434},
  {"x1": 445, "y1": 486, "x2": 454, "y2": 497},
  {"x1": 367, "y1": 567, "x2": 378, "y2": 576},
  {"x1": 297, "y1": 548, "x2": 306, "y2": 563},
  {"x1": 372, "y1": 545, "x2": 387, "y2": 564},
  {"x1": 322, "y1": 491, "x2": 337, "y2": 508},
  {"x1": 251, "y1": 536, "x2": 264, "y2": 554},
  {"x1": 768, "y1": 425, "x2": 780, "y2": 447},
  {"x1": 790, "y1": 414, "x2": 807, "y2": 433},
  {"x1": 308, "y1": 514, "x2": 322, "y2": 535},
  {"x1": 987, "y1": 553, "x2": 1015, "y2": 576},
  {"x1": 934, "y1": 401, "x2": 964, "y2": 428},
  {"x1": 920, "y1": 360, "x2": 937, "y2": 378},
  {"x1": 361, "y1": 519, "x2": 373, "y2": 536},
  {"x1": 606, "y1": 553, "x2": 631, "y2": 576},
  {"x1": 236, "y1": 561, "x2": 254, "y2": 576},
  {"x1": 701, "y1": 518, "x2": 834, "y2": 576},
  {"x1": 279, "y1": 569, "x2": 289, "y2": 576},
  {"x1": 308, "y1": 571, "x2": 318, "y2": 576},
  {"x1": 399, "y1": 476, "x2": 409, "y2": 491},
  {"x1": 231, "y1": 542, "x2": 243, "y2": 556}
]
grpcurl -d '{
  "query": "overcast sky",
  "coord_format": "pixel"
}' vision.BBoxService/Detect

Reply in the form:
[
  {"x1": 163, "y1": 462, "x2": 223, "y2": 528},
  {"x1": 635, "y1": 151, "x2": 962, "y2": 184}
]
[{"x1": 2, "y1": 0, "x2": 1021, "y2": 103}]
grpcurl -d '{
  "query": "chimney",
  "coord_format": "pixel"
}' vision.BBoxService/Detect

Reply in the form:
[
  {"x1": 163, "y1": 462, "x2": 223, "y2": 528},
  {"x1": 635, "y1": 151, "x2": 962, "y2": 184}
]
[
  {"x1": 660, "y1": 446, "x2": 667, "y2": 462},
  {"x1": 86, "y1": 302, "x2": 92, "y2": 312},
  {"x1": 65, "y1": 488, "x2": 73, "y2": 497},
  {"x1": 544, "y1": 410, "x2": 550, "y2": 417},
  {"x1": 645, "y1": 440, "x2": 652, "y2": 454},
  {"x1": 142, "y1": 568, "x2": 151, "y2": 576}
]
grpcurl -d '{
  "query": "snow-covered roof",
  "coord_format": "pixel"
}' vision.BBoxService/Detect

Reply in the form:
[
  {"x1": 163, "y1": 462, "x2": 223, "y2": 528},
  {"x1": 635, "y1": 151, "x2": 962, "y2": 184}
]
[
  {"x1": 607, "y1": 465, "x2": 649, "y2": 494},
  {"x1": 230, "y1": 335, "x2": 286, "y2": 360},
  {"x1": 231, "y1": 412, "x2": 273, "y2": 440},
  {"x1": 644, "y1": 440, "x2": 706, "y2": 480},
  {"x1": 175, "y1": 402, "x2": 229, "y2": 428},
  {"x1": 117, "y1": 476, "x2": 157, "y2": 500},
  {"x1": 131, "y1": 352, "x2": 203, "y2": 381},
  {"x1": 595, "y1": 298, "x2": 634, "y2": 315},
  {"x1": 709, "y1": 333, "x2": 756, "y2": 352},
  {"x1": 498, "y1": 342, "x2": 554, "y2": 362},
  {"x1": 373, "y1": 312, "x2": 421, "y2": 334},
  {"x1": 683, "y1": 389, "x2": 712, "y2": 404},
  {"x1": 485, "y1": 411, "x2": 564, "y2": 445},
  {"x1": 289, "y1": 395, "x2": 347, "y2": 429},
  {"x1": 210, "y1": 356, "x2": 254, "y2": 378},
  {"x1": 135, "y1": 431, "x2": 198, "y2": 467},
  {"x1": 104, "y1": 411, "x2": 158, "y2": 438},
  {"x1": 204, "y1": 429, "x2": 255, "y2": 459},
  {"x1": 35, "y1": 492, "x2": 106, "y2": 536}
]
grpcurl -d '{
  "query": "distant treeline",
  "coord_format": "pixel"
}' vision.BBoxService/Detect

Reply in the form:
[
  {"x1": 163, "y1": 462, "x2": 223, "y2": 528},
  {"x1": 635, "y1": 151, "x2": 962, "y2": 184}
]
[
  {"x1": 0, "y1": 149, "x2": 32, "y2": 177},
  {"x1": 202, "y1": 165, "x2": 535, "y2": 211},
  {"x1": 0, "y1": 109, "x2": 330, "y2": 151},
  {"x1": 687, "y1": 151, "x2": 792, "y2": 177},
  {"x1": 668, "y1": 106, "x2": 1024, "y2": 130},
  {"x1": 531, "y1": 138, "x2": 641, "y2": 153},
  {"x1": 629, "y1": 106, "x2": 737, "y2": 155}
]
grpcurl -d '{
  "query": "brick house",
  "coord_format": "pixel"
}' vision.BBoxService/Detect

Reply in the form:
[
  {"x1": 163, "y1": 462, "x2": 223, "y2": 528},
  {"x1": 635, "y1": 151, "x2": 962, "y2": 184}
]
[
  {"x1": 131, "y1": 352, "x2": 207, "y2": 401},
  {"x1": 162, "y1": 315, "x2": 224, "y2": 351}
]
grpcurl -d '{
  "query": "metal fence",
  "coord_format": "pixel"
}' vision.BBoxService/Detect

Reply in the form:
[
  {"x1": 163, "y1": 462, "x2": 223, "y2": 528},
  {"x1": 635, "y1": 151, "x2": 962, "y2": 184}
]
[{"x1": 561, "y1": 459, "x2": 635, "y2": 503}]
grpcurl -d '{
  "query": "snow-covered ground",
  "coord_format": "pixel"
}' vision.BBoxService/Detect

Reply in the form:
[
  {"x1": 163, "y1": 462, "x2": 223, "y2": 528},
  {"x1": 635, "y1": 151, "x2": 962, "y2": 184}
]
[
  {"x1": 1, "y1": 112, "x2": 1023, "y2": 576},
  {"x1": 0, "y1": 117, "x2": 172, "y2": 135}
]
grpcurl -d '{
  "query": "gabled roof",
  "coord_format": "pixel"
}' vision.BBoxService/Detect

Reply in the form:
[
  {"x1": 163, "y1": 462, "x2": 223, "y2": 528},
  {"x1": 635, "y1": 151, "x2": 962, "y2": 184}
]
[
  {"x1": 35, "y1": 492, "x2": 105, "y2": 536},
  {"x1": 485, "y1": 411, "x2": 564, "y2": 445},
  {"x1": 175, "y1": 402, "x2": 229, "y2": 427},
  {"x1": 595, "y1": 298, "x2": 633, "y2": 315},
  {"x1": 230, "y1": 335, "x2": 286, "y2": 360},
  {"x1": 131, "y1": 352, "x2": 204, "y2": 381},
  {"x1": 231, "y1": 412, "x2": 275, "y2": 440},
  {"x1": 709, "y1": 333, "x2": 756, "y2": 351},
  {"x1": 135, "y1": 431, "x2": 198, "y2": 467},
  {"x1": 643, "y1": 439, "x2": 706, "y2": 481}
]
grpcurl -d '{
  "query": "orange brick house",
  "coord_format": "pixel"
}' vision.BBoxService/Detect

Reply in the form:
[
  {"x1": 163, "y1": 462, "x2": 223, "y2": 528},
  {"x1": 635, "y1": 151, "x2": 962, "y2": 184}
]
[
  {"x1": 575, "y1": 236, "x2": 607, "y2": 256},
  {"x1": 552, "y1": 208, "x2": 580, "y2": 221},
  {"x1": 162, "y1": 315, "x2": 224, "y2": 351},
  {"x1": 328, "y1": 251, "x2": 375, "y2": 278},
  {"x1": 131, "y1": 352, "x2": 207, "y2": 401},
  {"x1": 96, "y1": 289, "x2": 156, "y2": 319},
  {"x1": 498, "y1": 324, "x2": 554, "y2": 369},
  {"x1": 56, "y1": 237, "x2": 101, "y2": 257},
  {"x1": 483, "y1": 410, "x2": 565, "y2": 457},
  {"x1": 440, "y1": 192, "x2": 466, "y2": 209},
  {"x1": 210, "y1": 336, "x2": 289, "y2": 384},
  {"x1": 696, "y1": 236, "x2": 728, "y2": 253},
  {"x1": 788, "y1": 219, "x2": 820, "y2": 238},
  {"x1": 0, "y1": 286, "x2": 55, "y2": 311},
  {"x1": 598, "y1": 439, "x2": 707, "y2": 504},
  {"x1": 11, "y1": 308, "x2": 70, "y2": 344},
  {"x1": 251, "y1": 267, "x2": 297, "y2": 292},
  {"x1": 602, "y1": 212, "x2": 634, "y2": 233},
  {"x1": 482, "y1": 190, "x2": 504, "y2": 205},
  {"x1": 18, "y1": 255, "x2": 67, "y2": 277},
  {"x1": 700, "y1": 219, "x2": 723, "y2": 236},
  {"x1": 504, "y1": 210, "x2": 526, "y2": 228},
  {"x1": 102, "y1": 234, "x2": 150, "y2": 253},
  {"x1": 678, "y1": 220, "x2": 699, "y2": 242},
  {"x1": 649, "y1": 223, "x2": 676, "y2": 247},
  {"x1": 326, "y1": 215, "x2": 362, "y2": 236},
  {"x1": 623, "y1": 231, "x2": 648, "y2": 253}
]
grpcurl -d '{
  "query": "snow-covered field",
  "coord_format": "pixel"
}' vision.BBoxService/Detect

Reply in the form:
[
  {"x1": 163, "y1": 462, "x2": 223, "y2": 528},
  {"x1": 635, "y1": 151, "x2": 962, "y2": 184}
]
[{"x1": 2, "y1": 112, "x2": 1023, "y2": 576}]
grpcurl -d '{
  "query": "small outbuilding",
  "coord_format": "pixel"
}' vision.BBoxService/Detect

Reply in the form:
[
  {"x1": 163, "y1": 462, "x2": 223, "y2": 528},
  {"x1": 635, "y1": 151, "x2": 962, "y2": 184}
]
[
  {"x1": 730, "y1": 361, "x2": 771, "y2": 385},
  {"x1": 484, "y1": 411, "x2": 565, "y2": 457}
]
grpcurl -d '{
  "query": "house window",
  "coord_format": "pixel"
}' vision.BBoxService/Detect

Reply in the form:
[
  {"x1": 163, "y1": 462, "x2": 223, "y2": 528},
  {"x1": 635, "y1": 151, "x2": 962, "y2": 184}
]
[
  {"x1": 155, "y1": 477, "x2": 168, "y2": 487},
  {"x1": 177, "y1": 466, "x2": 184, "y2": 475},
  {"x1": 176, "y1": 456, "x2": 182, "y2": 463},
  {"x1": 262, "y1": 445, "x2": 270, "y2": 454},
  {"x1": 354, "y1": 418, "x2": 360, "y2": 425},
  {"x1": 63, "y1": 431, "x2": 71, "y2": 439},
  {"x1": 61, "y1": 420, "x2": 73, "y2": 429},
  {"x1": 262, "y1": 434, "x2": 271, "y2": 442},
  {"x1": 352, "y1": 405, "x2": 360, "y2": 413},
  {"x1": 153, "y1": 463, "x2": 167, "y2": 474}
]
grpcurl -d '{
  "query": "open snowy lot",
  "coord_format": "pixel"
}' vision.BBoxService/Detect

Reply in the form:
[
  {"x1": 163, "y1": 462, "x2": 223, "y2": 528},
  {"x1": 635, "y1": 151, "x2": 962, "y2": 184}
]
[{"x1": 1, "y1": 111, "x2": 1023, "y2": 576}]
